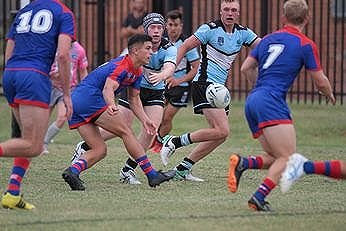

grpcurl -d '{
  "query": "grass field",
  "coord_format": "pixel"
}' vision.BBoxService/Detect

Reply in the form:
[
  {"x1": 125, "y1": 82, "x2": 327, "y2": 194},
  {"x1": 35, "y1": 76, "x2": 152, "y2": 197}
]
[{"x1": 0, "y1": 96, "x2": 345, "y2": 231}]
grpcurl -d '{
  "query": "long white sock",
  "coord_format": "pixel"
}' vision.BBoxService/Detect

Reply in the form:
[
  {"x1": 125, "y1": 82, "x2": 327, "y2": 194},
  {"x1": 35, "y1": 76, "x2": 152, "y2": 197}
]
[{"x1": 44, "y1": 122, "x2": 61, "y2": 144}]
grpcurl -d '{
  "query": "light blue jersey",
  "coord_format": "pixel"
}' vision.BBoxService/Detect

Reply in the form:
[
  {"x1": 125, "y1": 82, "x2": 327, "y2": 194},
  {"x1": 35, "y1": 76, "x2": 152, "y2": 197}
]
[
  {"x1": 140, "y1": 38, "x2": 177, "y2": 90},
  {"x1": 169, "y1": 36, "x2": 200, "y2": 87},
  {"x1": 194, "y1": 20, "x2": 258, "y2": 84}
]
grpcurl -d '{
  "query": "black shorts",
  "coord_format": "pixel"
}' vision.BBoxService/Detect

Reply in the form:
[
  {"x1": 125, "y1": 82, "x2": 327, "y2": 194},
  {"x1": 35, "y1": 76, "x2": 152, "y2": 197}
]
[
  {"x1": 164, "y1": 86, "x2": 190, "y2": 108},
  {"x1": 118, "y1": 87, "x2": 165, "y2": 109},
  {"x1": 191, "y1": 81, "x2": 230, "y2": 115}
]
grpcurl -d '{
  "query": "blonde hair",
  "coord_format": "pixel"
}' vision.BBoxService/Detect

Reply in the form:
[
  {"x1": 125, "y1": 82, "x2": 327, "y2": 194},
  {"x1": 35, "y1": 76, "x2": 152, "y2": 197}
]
[{"x1": 283, "y1": 0, "x2": 309, "y2": 25}]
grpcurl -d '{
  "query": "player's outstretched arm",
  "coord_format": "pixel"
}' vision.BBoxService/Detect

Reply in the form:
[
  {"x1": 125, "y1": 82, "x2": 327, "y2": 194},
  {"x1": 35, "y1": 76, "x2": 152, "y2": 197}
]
[
  {"x1": 128, "y1": 88, "x2": 156, "y2": 135},
  {"x1": 308, "y1": 70, "x2": 336, "y2": 105}
]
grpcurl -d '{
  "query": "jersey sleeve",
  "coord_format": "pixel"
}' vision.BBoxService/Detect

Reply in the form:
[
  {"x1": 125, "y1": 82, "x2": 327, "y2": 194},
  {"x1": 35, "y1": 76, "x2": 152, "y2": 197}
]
[
  {"x1": 193, "y1": 24, "x2": 211, "y2": 45},
  {"x1": 186, "y1": 47, "x2": 200, "y2": 62},
  {"x1": 242, "y1": 28, "x2": 258, "y2": 47},
  {"x1": 108, "y1": 65, "x2": 125, "y2": 84},
  {"x1": 60, "y1": 11, "x2": 76, "y2": 40},
  {"x1": 164, "y1": 45, "x2": 177, "y2": 65},
  {"x1": 302, "y1": 42, "x2": 322, "y2": 71}
]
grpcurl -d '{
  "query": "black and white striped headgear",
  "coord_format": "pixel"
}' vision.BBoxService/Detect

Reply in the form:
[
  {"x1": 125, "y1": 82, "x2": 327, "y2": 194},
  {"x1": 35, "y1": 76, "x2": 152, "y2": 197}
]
[{"x1": 143, "y1": 13, "x2": 165, "y2": 33}]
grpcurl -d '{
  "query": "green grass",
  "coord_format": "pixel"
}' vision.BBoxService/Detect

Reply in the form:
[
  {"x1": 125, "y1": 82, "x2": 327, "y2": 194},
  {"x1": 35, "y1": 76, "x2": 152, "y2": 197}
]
[{"x1": 0, "y1": 96, "x2": 345, "y2": 231}]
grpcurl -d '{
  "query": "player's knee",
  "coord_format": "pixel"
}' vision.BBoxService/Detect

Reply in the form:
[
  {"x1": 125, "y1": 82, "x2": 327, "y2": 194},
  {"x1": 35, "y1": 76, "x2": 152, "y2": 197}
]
[
  {"x1": 56, "y1": 115, "x2": 67, "y2": 127},
  {"x1": 217, "y1": 126, "x2": 230, "y2": 139},
  {"x1": 96, "y1": 144, "x2": 107, "y2": 159},
  {"x1": 29, "y1": 144, "x2": 44, "y2": 157}
]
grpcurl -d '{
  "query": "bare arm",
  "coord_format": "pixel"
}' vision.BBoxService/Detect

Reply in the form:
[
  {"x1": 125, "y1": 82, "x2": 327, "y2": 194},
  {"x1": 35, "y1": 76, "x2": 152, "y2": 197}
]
[
  {"x1": 4, "y1": 39, "x2": 15, "y2": 64},
  {"x1": 176, "y1": 36, "x2": 201, "y2": 66},
  {"x1": 57, "y1": 34, "x2": 73, "y2": 119},
  {"x1": 225, "y1": 68, "x2": 232, "y2": 91},
  {"x1": 249, "y1": 37, "x2": 261, "y2": 49},
  {"x1": 308, "y1": 70, "x2": 336, "y2": 104},
  {"x1": 120, "y1": 26, "x2": 144, "y2": 39},
  {"x1": 128, "y1": 88, "x2": 156, "y2": 135},
  {"x1": 57, "y1": 34, "x2": 72, "y2": 95},
  {"x1": 148, "y1": 62, "x2": 176, "y2": 86},
  {"x1": 240, "y1": 56, "x2": 258, "y2": 87},
  {"x1": 102, "y1": 78, "x2": 120, "y2": 116},
  {"x1": 166, "y1": 59, "x2": 199, "y2": 88}
]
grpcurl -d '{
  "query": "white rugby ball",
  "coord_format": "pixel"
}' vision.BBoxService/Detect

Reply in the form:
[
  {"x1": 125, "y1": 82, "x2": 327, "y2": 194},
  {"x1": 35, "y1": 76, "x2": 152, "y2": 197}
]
[{"x1": 206, "y1": 83, "x2": 231, "y2": 108}]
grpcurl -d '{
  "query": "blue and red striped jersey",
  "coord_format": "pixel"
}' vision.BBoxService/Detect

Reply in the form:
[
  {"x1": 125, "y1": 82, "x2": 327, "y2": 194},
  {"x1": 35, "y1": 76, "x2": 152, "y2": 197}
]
[
  {"x1": 250, "y1": 25, "x2": 322, "y2": 96},
  {"x1": 78, "y1": 55, "x2": 143, "y2": 95},
  {"x1": 5, "y1": 0, "x2": 76, "y2": 75}
]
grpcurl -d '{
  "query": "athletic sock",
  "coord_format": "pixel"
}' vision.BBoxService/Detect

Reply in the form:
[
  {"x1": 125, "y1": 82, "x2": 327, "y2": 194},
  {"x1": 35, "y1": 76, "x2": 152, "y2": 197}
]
[
  {"x1": 176, "y1": 157, "x2": 195, "y2": 171},
  {"x1": 7, "y1": 158, "x2": 30, "y2": 196},
  {"x1": 44, "y1": 122, "x2": 61, "y2": 144},
  {"x1": 172, "y1": 133, "x2": 192, "y2": 149},
  {"x1": 253, "y1": 178, "x2": 276, "y2": 203},
  {"x1": 136, "y1": 155, "x2": 157, "y2": 178},
  {"x1": 81, "y1": 141, "x2": 90, "y2": 151},
  {"x1": 156, "y1": 133, "x2": 164, "y2": 143},
  {"x1": 242, "y1": 156, "x2": 264, "y2": 169},
  {"x1": 0, "y1": 145, "x2": 3, "y2": 156},
  {"x1": 70, "y1": 159, "x2": 88, "y2": 175},
  {"x1": 303, "y1": 160, "x2": 342, "y2": 179},
  {"x1": 123, "y1": 158, "x2": 138, "y2": 172}
]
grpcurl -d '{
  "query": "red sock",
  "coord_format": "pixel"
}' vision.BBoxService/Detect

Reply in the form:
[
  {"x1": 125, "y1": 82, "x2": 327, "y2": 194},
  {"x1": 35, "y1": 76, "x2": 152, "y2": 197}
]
[
  {"x1": 305, "y1": 160, "x2": 342, "y2": 179},
  {"x1": 7, "y1": 158, "x2": 30, "y2": 196},
  {"x1": 0, "y1": 145, "x2": 3, "y2": 156}
]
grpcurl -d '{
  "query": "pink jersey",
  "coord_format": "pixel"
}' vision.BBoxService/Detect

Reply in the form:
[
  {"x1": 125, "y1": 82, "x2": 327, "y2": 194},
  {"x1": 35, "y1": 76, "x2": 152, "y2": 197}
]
[{"x1": 50, "y1": 41, "x2": 88, "y2": 89}]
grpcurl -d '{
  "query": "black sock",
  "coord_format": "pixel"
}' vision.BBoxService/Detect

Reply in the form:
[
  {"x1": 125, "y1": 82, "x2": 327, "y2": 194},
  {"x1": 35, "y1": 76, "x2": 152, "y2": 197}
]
[
  {"x1": 81, "y1": 141, "x2": 90, "y2": 151},
  {"x1": 157, "y1": 133, "x2": 164, "y2": 143},
  {"x1": 176, "y1": 157, "x2": 195, "y2": 171},
  {"x1": 172, "y1": 137, "x2": 183, "y2": 149},
  {"x1": 122, "y1": 158, "x2": 138, "y2": 171}
]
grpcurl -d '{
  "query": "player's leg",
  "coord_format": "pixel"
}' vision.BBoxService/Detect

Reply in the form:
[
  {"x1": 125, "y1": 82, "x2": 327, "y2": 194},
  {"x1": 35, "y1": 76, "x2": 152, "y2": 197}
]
[
  {"x1": 63, "y1": 123, "x2": 105, "y2": 190},
  {"x1": 95, "y1": 109, "x2": 175, "y2": 187},
  {"x1": 153, "y1": 86, "x2": 189, "y2": 152},
  {"x1": 0, "y1": 105, "x2": 49, "y2": 209},
  {"x1": 43, "y1": 98, "x2": 66, "y2": 154},
  {"x1": 248, "y1": 124, "x2": 295, "y2": 212},
  {"x1": 228, "y1": 137, "x2": 274, "y2": 193},
  {"x1": 0, "y1": 105, "x2": 50, "y2": 157},
  {"x1": 2, "y1": 111, "x2": 34, "y2": 209},
  {"x1": 151, "y1": 103, "x2": 180, "y2": 153},
  {"x1": 281, "y1": 154, "x2": 346, "y2": 193},
  {"x1": 70, "y1": 104, "x2": 135, "y2": 163},
  {"x1": 167, "y1": 108, "x2": 229, "y2": 182},
  {"x1": 159, "y1": 104, "x2": 179, "y2": 137},
  {"x1": 1, "y1": 157, "x2": 35, "y2": 210},
  {"x1": 161, "y1": 108, "x2": 229, "y2": 166},
  {"x1": 119, "y1": 88, "x2": 164, "y2": 184},
  {"x1": 138, "y1": 105, "x2": 164, "y2": 150}
]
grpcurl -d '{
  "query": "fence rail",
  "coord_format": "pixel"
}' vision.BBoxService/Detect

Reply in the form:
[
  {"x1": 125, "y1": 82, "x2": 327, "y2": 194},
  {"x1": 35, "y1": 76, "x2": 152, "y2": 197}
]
[{"x1": 1, "y1": 0, "x2": 345, "y2": 104}]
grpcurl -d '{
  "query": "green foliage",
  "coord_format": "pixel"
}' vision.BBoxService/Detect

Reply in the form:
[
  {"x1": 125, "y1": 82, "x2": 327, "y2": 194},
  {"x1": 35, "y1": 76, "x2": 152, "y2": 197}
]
[{"x1": 0, "y1": 97, "x2": 345, "y2": 230}]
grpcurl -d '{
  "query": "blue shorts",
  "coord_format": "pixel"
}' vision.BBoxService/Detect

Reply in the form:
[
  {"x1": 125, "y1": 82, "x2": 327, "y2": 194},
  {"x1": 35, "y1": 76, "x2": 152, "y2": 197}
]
[
  {"x1": 68, "y1": 86, "x2": 107, "y2": 129},
  {"x1": 3, "y1": 70, "x2": 51, "y2": 108},
  {"x1": 245, "y1": 89, "x2": 292, "y2": 138}
]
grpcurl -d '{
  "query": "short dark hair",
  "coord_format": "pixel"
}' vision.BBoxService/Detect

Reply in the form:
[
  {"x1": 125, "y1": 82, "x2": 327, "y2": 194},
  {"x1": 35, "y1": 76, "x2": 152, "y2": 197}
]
[
  {"x1": 128, "y1": 34, "x2": 152, "y2": 51},
  {"x1": 166, "y1": 10, "x2": 182, "y2": 21}
]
